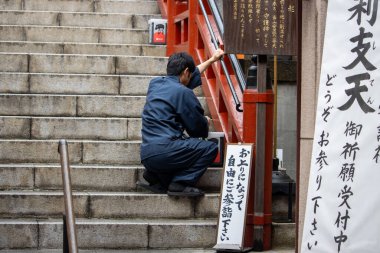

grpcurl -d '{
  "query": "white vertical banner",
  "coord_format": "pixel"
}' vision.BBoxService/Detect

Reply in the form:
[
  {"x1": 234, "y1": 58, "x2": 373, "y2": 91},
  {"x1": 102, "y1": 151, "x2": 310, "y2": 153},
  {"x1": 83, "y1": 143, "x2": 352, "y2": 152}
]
[
  {"x1": 301, "y1": 1, "x2": 380, "y2": 253},
  {"x1": 214, "y1": 144, "x2": 253, "y2": 251}
]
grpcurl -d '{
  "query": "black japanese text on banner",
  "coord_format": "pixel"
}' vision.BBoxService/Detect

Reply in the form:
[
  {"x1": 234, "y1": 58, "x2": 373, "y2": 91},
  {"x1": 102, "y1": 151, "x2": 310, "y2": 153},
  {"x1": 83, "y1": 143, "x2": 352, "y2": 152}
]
[{"x1": 301, "y1": 1, "x2": 379, "y2": 252}]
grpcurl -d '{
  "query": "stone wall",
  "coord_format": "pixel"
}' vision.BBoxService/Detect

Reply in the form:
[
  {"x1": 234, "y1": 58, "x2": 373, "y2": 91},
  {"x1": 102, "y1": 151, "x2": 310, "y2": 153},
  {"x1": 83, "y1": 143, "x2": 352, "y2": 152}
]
[{"x1": 299, "y1": 0, "x2": 328, "y2": 250}]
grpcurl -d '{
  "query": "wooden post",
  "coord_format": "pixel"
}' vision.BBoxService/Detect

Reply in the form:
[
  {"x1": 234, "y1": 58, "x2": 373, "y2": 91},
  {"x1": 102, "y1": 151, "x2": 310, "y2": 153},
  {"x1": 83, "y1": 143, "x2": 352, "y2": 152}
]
[
  {"x1": 252, "y1": 55, "x2": 268, "y2": 250},
  {"x1": 166, "y1": 0, "x2": 175, "y2": 56},
  {"x1": 243, "y1": 56, "x2": 273, "y2": 250}
]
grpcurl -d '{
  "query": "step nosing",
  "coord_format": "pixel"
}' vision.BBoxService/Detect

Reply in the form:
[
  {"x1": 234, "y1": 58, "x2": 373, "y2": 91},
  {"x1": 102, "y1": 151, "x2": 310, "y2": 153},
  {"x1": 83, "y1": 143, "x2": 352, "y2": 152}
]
[
  {"x1": 0, "y1": 164, "x2": 144, "y2": 169},
  {"x1": 0, "y1": 52, "x2": 168, "y2": 58},
  {"x1": 0, "y1": 116, "x2": 141, "y2": 120},
  {"x1": 0, "y1": 93, "x2": 146, "y2": 97},
  {"x1": 0, "y1": 40, "x2": 166, "y2": 46},
  {"x1": 0, "y1": 24, "x2": 148, "y2": 31},
  {"x1": 0, "y1": 139, "x2": 141, "y2": 144},
  {"x1": 0, "y1": 10, "x2": 159, "y2": 16},
  {"x1": 0, "y1": 218, "x2": 218, "y2": 225},
  {"x1": 0, "y1": 72, "x2": 160, "y2": 78}
]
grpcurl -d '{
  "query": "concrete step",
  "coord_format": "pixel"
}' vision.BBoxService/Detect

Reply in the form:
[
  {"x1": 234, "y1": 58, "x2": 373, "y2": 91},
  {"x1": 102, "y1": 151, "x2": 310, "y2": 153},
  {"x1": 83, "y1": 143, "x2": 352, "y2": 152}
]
[
  {"x1": 0, "y1": 218, "x2": 295, "y2": 249},
  {"x1": 0, "y1": 218, "x2": 217, "y2": 249},
  {"x1": 0, "y1": 139, "x2": 141, "y2": 165},
  {"x1": 0, "y1": 11, "x2": 160, "y2": 29},
  {"x1": 0, "y1": 116, "x2": 139, "y2": 140},
  {"x1": 0, "y1": 188, "x2": 294, "y2": 221},
  {"x1": 0, "y1": 41, "x2": 166, "y2": 56},
  {"x1": 0, "y1": 164, "x2": 221, "y2": 192},
  {"x1": 0, "y1": 0, "x2": 160, "y2": 14},
  {"x1": 0, "y1": 94, "x2": 143, "y2": 117},
  {"x1": 0, "y1": 72, "x2": 204, "y2": 96},
  {"x1": 0, "y1": 73, "x2": 151, "y2": 95},
  {"x1": 0, "y1": 53, "x2": 167, "y2": 75},
  {"x1": 0, "y1": 25, "x2": 149, "y2": 44},
  {"x1": 0, "y1": 250, "x2": 295, "y2": 253},
  {"x1": 272, "y1": 222, "x2": 296, "y2": 250},
  {"x1": 0, "y1": 191, "x2": 219, "y2": 219},
  {"x1": 0, "y1": 94, "x2": 207, "y2": 117}
]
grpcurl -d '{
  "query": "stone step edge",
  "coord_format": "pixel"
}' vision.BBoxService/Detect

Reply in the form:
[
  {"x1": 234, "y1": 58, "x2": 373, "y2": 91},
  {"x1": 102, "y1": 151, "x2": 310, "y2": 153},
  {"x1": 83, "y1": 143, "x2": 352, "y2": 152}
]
[
  {"x1": 0, "y1": 93, "x2": 204, "y2": 99},
  {"x1": 0, "y1": 93, "x2": 146, "y2": 98},
  {"x1": 0, "y1": 139, "x2": 141, "y2": 143},
  {"x1": 0, "y1": 52, "x2": 167, "y2": 59},
  {"x1": 0, "y1": 115, "x2": 143, "y2": 120},
  {"x1": 0, "y1": 248, "x2": 296, "y2": 253},
  {"x1": 0, "y1": 218, "x2": 217, "y2": 225},
  {"x1": 0, "y1": 10, "x2": 160, "y2": 16},
  {"x1": 0, "y1": 218, "x2": 296, "y2": 226},
  {"x1": 0, "y1": 72, "x2": 159, "y2": 78},
  {"x1": 0, "y1": 24, "x2": 148, "y2": 31},
  {"x1": 0, "y1": 163, "x2": 146, "y2": 168},
  {"x1": 0, "y1": 163, "x2": 222, "y2": 170},
  {"x1": 0, "y1": 190, "x2": 220, "y2": 197},
  {"x1": 0, "y1": 40, "x2": 167, "y2": 48}
]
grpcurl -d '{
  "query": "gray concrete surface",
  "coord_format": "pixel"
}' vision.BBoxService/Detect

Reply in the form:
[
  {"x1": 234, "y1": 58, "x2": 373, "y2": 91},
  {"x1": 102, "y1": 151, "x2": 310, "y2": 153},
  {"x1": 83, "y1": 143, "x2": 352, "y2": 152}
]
[
  {"x1": 0, "y1": 249, "x2": 294, "y2": 253},
  {"x1": 0, "y1": 0, "x2": 160, "y2": 14}
]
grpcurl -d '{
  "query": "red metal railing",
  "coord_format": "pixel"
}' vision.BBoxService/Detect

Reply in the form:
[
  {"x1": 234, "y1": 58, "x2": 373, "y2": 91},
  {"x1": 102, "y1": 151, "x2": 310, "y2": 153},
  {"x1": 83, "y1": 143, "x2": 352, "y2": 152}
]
[{"x1": 157, "y1": 0, "x2": 274, "y2": 250}]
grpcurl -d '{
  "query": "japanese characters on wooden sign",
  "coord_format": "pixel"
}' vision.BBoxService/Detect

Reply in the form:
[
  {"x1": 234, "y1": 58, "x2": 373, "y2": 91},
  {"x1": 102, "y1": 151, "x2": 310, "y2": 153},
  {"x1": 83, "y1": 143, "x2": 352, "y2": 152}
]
[
  {"x1": 214, "y1": 144, "x2": 253, "y2": 251},
  {"x1": 223, "y1": 0, "x2": 297, "y2": 55},
  {"x1": 301, "y1": 1, "x2": 379, "y2": 252}
]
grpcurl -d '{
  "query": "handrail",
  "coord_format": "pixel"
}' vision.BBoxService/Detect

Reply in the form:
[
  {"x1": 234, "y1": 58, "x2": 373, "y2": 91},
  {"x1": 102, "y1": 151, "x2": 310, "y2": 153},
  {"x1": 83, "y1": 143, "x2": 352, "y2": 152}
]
[
  {"x1": 163, "y1": 0, "x2": 244, "y2": 142},
  {"x1": 206, "y1": 0, "x2": 246, "y2": 91},
  {"x1": 197, "y1": 0, "x2": 242, "y2": 112},
  {"x1": 58, "y1": 140, "x2": 78, "y2": 253}
]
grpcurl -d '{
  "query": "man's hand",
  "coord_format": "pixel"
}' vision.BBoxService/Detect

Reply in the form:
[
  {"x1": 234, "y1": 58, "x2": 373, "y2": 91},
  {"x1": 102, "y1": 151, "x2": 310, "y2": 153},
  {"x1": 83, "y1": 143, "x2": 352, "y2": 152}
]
[
  {"x1": 197, "y1": 48, "x2": 225, "y2": 74},
  {"x1": 205, "y1": 116, "x2": 212, "y2": 126},
  {"x1": 211, "y1": 48, "x2": 225, "y2": 62}
]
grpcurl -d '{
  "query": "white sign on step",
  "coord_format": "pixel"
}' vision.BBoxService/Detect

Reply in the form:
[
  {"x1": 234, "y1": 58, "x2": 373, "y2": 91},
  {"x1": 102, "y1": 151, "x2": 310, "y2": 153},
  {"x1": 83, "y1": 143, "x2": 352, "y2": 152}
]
[
  {"x1": 214, "y1": 144, "x2": 253, "y2": 251},
  {"x1": 301, "y1": 1, "x2": 380, "y2": 252}
]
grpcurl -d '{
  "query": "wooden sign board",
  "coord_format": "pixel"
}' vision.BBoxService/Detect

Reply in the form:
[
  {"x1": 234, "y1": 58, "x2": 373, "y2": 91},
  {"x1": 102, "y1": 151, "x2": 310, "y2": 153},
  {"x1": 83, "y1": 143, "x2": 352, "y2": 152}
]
[
  {"x1": 223, "y1": 0, "x2": 298, "y2": 56},
  {"x1": 214, "y1": 144, "x2": 254, "y2": 251}
]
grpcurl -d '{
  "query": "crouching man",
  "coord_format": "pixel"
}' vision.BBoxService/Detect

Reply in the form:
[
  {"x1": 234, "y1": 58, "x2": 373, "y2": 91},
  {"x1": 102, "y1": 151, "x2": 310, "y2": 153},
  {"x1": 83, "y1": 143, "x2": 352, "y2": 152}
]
[{"x1": 140, "y1": 49, "x2": 224, "y2": 197}]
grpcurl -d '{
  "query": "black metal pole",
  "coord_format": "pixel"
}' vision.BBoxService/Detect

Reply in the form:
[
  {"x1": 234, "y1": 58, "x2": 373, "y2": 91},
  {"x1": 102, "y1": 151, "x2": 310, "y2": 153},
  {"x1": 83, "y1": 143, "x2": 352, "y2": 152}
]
[{"x1": 58, "y1": 139, "x2": 78, "y2": 253}]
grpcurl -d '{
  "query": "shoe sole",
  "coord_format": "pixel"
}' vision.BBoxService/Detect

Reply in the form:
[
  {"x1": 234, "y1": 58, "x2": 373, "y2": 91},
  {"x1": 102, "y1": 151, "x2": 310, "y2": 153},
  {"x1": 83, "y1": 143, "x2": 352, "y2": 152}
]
[
  {"x1": 167, "y1": 191, "x2": 204, "y2": 197},
  {"x1": 136, "y1": 181, "x2": 167, "y2": 194}
]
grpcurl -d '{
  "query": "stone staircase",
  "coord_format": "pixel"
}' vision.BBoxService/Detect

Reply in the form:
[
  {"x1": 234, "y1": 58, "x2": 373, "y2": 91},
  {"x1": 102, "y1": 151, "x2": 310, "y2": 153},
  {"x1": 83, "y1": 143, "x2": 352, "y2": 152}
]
[{"x1": 0, "y1": 0, "x2": 294, "y2": 251}]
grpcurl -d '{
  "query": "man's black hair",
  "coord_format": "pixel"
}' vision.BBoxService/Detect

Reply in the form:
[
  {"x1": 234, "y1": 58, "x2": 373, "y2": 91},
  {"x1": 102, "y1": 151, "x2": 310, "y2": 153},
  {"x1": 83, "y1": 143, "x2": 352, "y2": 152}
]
[{"x1": 166, "y1": 52, "x2": 196, "y2": 76}]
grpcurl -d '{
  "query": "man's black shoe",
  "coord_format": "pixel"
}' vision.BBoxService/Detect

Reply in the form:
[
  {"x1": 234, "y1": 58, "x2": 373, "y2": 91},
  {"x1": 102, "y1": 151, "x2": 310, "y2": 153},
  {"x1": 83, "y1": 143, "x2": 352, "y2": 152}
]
[
  {"x1": 143, "y1": 170, "x2": 160, "y2": 185},
  {"x1": 136, "y1": 181, "x2": 166, "y2": 194},
  {"x1": 167, "y1": 182, "x2": 204, "y2": 197}
]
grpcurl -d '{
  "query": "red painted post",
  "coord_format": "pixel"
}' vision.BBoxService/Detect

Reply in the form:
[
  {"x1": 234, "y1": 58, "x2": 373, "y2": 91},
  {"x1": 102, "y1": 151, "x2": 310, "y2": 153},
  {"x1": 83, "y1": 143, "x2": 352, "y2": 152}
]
[
  {"x1": 188, "y1": 0, "x2": 197, "y2": 57},
  {"x1": 166, "y1": 0, "x2": 175, "y2": 56},
  {"x1": 242, "y1": 88, "x2": 274, "y2": 250}
]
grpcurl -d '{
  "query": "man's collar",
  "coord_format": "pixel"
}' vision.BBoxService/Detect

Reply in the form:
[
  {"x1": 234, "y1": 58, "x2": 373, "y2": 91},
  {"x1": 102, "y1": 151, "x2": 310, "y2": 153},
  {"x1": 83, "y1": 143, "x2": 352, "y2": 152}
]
[{"x1": 167, "y1": 75, "x2": 180, "y2": 83}]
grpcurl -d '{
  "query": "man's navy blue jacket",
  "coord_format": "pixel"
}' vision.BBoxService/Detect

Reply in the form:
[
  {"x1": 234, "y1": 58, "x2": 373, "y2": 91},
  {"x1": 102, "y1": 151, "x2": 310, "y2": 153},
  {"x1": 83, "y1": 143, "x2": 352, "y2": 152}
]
[{"x1": 140, "y1": 67, "x2": 209, "y2": 160}]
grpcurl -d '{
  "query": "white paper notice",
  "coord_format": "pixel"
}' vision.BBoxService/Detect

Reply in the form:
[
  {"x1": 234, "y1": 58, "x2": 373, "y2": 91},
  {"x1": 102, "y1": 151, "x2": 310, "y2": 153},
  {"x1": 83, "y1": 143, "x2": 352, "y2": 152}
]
[{"x1": 214, "y1": 144, "x2": 253, "y2": 251}]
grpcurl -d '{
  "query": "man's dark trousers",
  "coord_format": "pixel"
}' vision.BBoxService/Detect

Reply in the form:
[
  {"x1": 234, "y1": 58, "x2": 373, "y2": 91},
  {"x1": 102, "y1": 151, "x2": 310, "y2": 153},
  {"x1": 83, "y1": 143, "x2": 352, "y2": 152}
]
[{"x1": 142, "y1": 138, "x2": 218, "y2": 188}]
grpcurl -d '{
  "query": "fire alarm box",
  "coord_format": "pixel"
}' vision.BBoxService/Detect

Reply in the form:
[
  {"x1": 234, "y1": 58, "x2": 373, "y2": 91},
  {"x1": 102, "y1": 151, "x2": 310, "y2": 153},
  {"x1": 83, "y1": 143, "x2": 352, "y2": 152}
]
[{"x1": 148, "y1": 19, "x2": 167, "y2": 45}]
